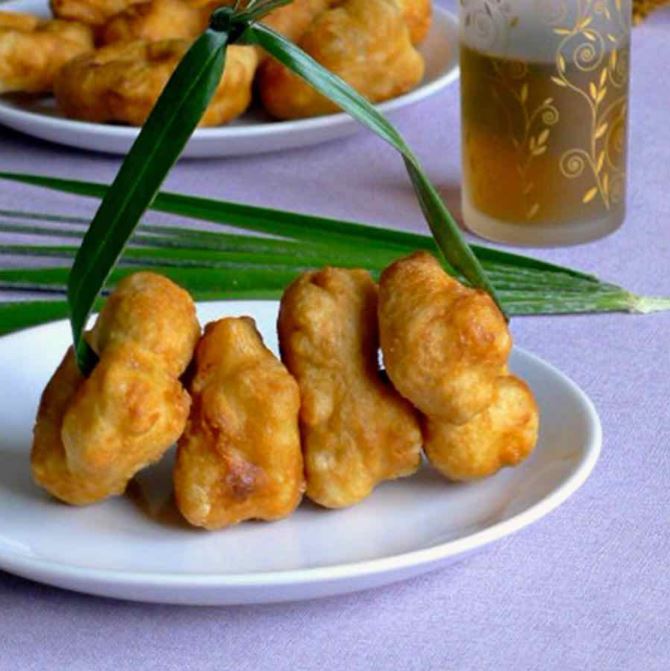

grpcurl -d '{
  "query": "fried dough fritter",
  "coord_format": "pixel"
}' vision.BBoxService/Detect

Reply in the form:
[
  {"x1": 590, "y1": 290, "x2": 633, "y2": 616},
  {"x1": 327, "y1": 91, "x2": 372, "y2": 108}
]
[
  {"x1": 87, "y1": 271, "x2": 199, "y2": 376},
  {"x1": 278, "y1": 268, "x2": 422, "y2": 509},
  {"x1": 0, "y1": 10, "x2": 39, "y2": 31},
  {"x1": 396, "y1": 0, "x2": 432, "y2": 45},
  {"x1": 100, "y1": 0, "x2": 212, "y2": 46},
  {"x1": 51, "y1": 0, "x2": 140, "y2": 27},
  {"x1": 61, "y1": 341, "x2": 192, "y2": 481},
  {"x1": 31, "y1": 348, "x2": 115, "y2": 504},
  {"x1": 261, "y1": 0, "x2": 332, "y2": 42},
  {"x1": 258, "y1": 0, "x2": 425, "y2": 120},
  {"x1": 54, "y1": 39, "x2": 258, "y2": 126},
  {"x1": 330, "y1": 0, "x2": 432, "y2": 44},
  {"x1": 378, "y1": 251, "x2": 512, "y2": 426},
  {"x1": 423, "y1": 376, "x2": 539, "y2": 481},
  {"x1": 174, "y1": 318, "x2": 304, "y2": 529},
  {"x1": 31, "y1": 272, "x2": 200, "y2": 506},
  {"x1": 378, "y1": 252, "x2": 539, "y2": 480},
  {"x1": 0, "y1": 12, "x2": 93, "y2": 94}
]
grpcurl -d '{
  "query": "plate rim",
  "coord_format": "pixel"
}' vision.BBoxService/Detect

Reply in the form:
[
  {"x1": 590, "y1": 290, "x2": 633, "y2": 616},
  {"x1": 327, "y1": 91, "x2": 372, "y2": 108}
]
[
  {"x1": 0, "y1": 3, "x2": 460, "y2": 142},
  {"x1": 0, "y1": 303, "x2": 602, "y2": 591}
]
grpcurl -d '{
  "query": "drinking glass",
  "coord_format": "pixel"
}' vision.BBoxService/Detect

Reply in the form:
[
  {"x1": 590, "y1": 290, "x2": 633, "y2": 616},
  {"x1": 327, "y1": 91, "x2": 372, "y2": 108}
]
[{"x1": 460, "y1": 0, "x2": 632, "y2": 245}]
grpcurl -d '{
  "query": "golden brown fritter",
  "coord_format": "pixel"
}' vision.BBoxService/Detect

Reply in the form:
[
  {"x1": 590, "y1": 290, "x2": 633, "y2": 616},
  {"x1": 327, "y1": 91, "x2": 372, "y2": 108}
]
[
  {"x1": 31, "y1": 348, "x2": 118, "y2": 505},
  {"x1": 261, "y1": 0, "x2": 332, "y2": 42},
  {"x1": 203, "y1": 44, "x2": 258, "y2": 127},
  {"x1": 87, "y1": 270, "x2": 200, "y2": 377},
  {"x1": 61, "y1": 341, "x2": 192, "y2": 481},
  {"x1": 378, "y1": 251, "x2": 512, "y2": 426},
  {"x1": 329, "y1": 0, "x2": 432, "y2": 44},
  {"x1": 258, "y1": 0, "x2": 425, "y2": 119},
  {"x1": 31, "y1": 272, "x2": 200, "y2": 506},
  {"x1": 174, "y1": 317, "x2": 304, "y2": 529},
  {"x1": 100, "y1": 0, "x2": 212, "y2": 46},
  {"x1": 54, "y1": 39, "x2": 258, "y2": 126},
  {"x1": 0, "y1": 10, "x2": 39, "y2": 31},
  {"x1": 0, "y1": 12, "x2": 93, "y2": 94},
  {"x1": 51, "y1": 0, "x2": 141, "y2": 27},
  {"x1": 423, "y1": 375, "x2": 539, "y2": 480},
  {"x1": 378, "y1": 252, "x2": 539, "y2": 480},
  {"x1": 396, "y1": 0, "x2": 432, "y2": 45},
  {"x1": 278, "y1": 267, "x2": 422, "y2": 509}
]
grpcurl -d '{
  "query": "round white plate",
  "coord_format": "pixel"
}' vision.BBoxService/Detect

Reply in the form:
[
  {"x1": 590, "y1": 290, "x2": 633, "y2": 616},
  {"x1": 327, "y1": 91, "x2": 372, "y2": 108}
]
[
  {"x1": 0, "y1": 2, "x2": 459, "y2": 157},
  {"x1": 0, "y1": 300, "x2": 600, "y2": 605}
]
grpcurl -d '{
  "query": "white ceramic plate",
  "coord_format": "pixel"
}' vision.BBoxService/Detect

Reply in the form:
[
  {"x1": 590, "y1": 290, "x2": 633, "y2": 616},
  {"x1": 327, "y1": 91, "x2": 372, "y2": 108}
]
[
  {"x1": 0, "y1": 300, "x2": 600, "y2": 605},
  {"x1": 0, "y1": 2, "x2": 459, "y2": 157}
]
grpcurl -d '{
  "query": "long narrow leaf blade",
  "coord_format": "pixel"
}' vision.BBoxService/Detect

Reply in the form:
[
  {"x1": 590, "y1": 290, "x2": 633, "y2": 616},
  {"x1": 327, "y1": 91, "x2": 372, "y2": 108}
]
[
  {"x1": 66, "y1": 29, "x2": 228, "y2": 372},
  {"x1": 2, "y1": 283, "x2": 664, "y2": 339},
  {"x1": 0, "y1": 300, "x2": 76, "y2": 335},
  {"x1": 0, "y1": 265, "x2": 298, "y2": 298},
  {"x1": 0, "y1": 173, "x2": 437, "y2": 249},
  {"x1": 0, "y1": 242, "x2": 401, "y2": 273},
  {"x1": 0, "y1": 172, "x2": 600, "y2": 283},
  {"x1": 0, "y1": 209, "x2": 89, "y2": 224},
  {"x1": 0, "y1": 239, "x2": 606, "y2": 296}
]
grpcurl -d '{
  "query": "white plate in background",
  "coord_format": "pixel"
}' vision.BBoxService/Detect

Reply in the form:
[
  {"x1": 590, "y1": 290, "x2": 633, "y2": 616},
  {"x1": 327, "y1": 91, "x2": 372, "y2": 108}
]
[
  {"x1": 0, "y1": 2, "x2": 460, "y2": 157},
  {"x1": 0, "y1": 300, "x2": 601, "y2": 605}
]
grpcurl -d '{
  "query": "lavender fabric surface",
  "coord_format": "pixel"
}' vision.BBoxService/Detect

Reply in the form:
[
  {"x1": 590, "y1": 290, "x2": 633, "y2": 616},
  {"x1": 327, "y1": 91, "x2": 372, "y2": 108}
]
[{"x1": 1, "y1": 2, "x2": 669, "y2": 669}]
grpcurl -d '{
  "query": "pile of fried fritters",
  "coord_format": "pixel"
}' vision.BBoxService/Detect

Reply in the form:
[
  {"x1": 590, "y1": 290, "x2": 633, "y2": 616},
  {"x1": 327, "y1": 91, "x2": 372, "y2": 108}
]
[
  {"x1": 32, "y1": 252, "x2": 539, "y2": 530},
  {"x1": 0, "y1": 0, "x2": 432, "y2": 126}
]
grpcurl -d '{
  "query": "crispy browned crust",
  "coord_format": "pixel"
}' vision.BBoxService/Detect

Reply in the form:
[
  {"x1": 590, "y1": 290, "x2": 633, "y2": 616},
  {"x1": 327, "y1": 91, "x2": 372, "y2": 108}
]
[
  {"x1": 327, "y1": 0, "x2": 432, "y2": 44},
  {"x1": 378, "y1": 252, "x2": 539, "y2": 480},
  {"x1": 174, "y1": 317, "x2": 304, "y2": 529},
  {"x1": 50, "y1": 0, "x2": 141, "y2": 27},
  {"x1": 87, "y1": 271, "x2": 200, "y2": 376},
  {"x1": 0, "y1": 12, "x2": 93, "y2": 94},
  {"x1": 54, "y1": 40, "x2": 257, "y2": 126},
  {"x1": 396, "y1": 0, "x2": 432, "y2": 44},
  {"x1": 99, "y1": 0, "x2": 212, "y2": 46},
  {"x1": 379, "y1": 251, "x2": 512, "y2": 425},
  {"x1": 424, "y1": 375, "x2": 539, "y2": 480},
  {"x1": 261, "y1": 0, "x2": 332, "y2": 42},
  {"x1": 278, "y1": 267, "x2": 422, "y2": 508},
  {"x1": 258, "y1": 0, "x2": 425, "y2": 119},
  {"x1": 31, "y1": 273, "x2": 200, "y2": 506}
]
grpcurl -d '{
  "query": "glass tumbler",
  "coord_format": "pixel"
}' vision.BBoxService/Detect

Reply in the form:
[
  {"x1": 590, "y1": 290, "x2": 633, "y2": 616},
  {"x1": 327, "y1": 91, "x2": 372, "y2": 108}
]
[{"x1": 459, "y1": 0, "x2": 632, "y2": 246}]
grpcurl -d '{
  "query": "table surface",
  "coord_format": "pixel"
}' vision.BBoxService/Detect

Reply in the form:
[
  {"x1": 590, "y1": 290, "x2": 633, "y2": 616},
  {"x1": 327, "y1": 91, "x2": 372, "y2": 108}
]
[{"x1": 1, "y1": 2, "x2": 669, "y2": 670}]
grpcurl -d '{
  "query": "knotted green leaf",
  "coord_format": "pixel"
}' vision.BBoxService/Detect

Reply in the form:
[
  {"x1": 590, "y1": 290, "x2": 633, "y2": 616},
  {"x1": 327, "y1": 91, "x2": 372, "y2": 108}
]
[{"x1": 67, "y1": 28, "x2": 229, "y2": 373}]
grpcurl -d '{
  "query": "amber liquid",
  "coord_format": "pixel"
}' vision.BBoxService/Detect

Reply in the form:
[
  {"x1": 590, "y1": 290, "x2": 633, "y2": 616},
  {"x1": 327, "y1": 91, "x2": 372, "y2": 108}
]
[{"x1": 461, "y1": 44, "x2": 629, "y2": 244}]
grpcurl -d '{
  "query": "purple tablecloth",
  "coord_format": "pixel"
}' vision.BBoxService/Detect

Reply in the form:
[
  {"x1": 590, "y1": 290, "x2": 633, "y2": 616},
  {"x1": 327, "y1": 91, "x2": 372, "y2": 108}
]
[{"x1": 1, "y1": 2, "x2": 669, "y2": 669}]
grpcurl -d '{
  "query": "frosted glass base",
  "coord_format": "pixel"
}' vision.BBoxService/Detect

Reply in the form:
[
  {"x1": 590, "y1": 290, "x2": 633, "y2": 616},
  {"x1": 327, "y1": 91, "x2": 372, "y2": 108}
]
[{"x1": 462, "y1": 194, "x2": 625, "y2": 247}]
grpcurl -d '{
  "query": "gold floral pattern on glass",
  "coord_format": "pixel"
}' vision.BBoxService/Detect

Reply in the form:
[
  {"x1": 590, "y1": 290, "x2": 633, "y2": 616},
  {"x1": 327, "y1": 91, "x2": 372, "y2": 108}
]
[
  {"x1": 460, "y1": 0, "x2": 630, "y2": 225},
  {"x1": 551, "y1": 0, "x2": 629, "y2": 210},
  {"x1": 487, "y1": 61, "x2": 560, "y2": 220},
  {"x1": 460, "y1": 0, "x2": 519, "y2": 52}
]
